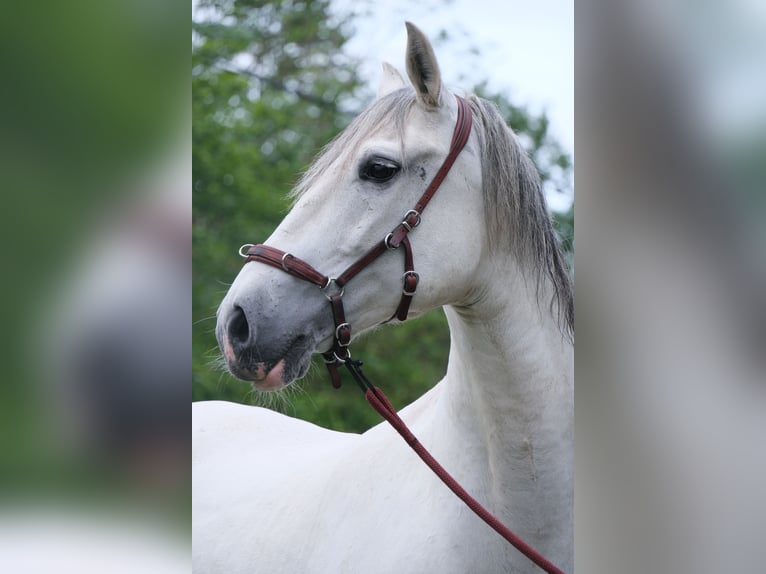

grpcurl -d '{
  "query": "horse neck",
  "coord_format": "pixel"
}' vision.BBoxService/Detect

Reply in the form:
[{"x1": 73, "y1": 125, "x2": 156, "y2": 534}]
[{"x1": 431, "y1": 256, "x2": 573, "y2": 552}]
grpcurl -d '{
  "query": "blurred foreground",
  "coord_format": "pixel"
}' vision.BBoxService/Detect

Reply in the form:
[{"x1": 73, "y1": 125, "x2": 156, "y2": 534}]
[
  {"x1": 0, "y1": 1, "x2": 189, "y2": 571},
  {"x1": 2, "y1": 0, "x2": 764, "y2": 571},
  {"x1": 576, "y1": 1, "x2": 766, "y2": 572}
]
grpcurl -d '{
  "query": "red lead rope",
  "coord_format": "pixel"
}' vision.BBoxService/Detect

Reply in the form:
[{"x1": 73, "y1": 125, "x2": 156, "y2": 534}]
[{"x1": 345, "y1": 361, "x2": 566, "y2": 574}]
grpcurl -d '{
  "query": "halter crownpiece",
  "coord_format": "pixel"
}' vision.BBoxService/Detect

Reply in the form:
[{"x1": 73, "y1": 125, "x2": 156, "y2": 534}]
[{"x1": 240, "y1": 95, "x2": 473, "y2": 388}]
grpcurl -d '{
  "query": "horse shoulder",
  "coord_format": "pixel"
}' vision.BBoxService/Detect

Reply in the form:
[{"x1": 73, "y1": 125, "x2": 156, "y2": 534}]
[
  {"x1": 193, "y1": 401, "x2": 364, "y2": 573},
  {"x1": 193, "y1": 399, "x2": 332, "y2": 435},
  {"x1": 193, "y1": 400, "x2": 358, "y2": 462}
]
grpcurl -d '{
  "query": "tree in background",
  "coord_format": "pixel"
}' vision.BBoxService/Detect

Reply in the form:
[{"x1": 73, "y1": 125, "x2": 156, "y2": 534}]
[
  {"x1": 193, "y1": 0, "x2": 362, "y2": 408},
  {"x1": 193, "y1": 0, "x2": 573, "y2": 432}
]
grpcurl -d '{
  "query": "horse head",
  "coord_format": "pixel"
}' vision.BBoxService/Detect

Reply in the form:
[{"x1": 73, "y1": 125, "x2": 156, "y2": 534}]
[{"x1": 216, "y1": 23, "x2": 487, "y2": 390}]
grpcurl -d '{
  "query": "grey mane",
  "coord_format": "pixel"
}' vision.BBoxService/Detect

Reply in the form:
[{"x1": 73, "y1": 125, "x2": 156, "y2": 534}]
[
  {"x1": 466, "y1": 95, "x2": 574, "y2": 337},
  {"x1": 292, "y1": 89, "x2": 574, "y2": 337}
]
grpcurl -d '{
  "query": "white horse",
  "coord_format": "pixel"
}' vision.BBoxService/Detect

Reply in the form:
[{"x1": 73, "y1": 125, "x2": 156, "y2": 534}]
[{"x1": 193, "y1": 22, "x2": 573, "y2": 573}]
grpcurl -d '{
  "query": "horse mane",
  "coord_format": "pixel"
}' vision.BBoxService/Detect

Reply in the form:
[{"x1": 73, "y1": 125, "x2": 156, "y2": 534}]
[
  {"x1": 292, "y1": 89, "x2": 574, "y2": 337},
  {"x1": 466, "y1": 95, "x2": 574, "y2": 337}
]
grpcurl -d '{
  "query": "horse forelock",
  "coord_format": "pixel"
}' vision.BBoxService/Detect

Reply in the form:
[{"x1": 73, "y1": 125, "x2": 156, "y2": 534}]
[
  {"x1": 290, "y1": 89, "x2": 416, "y2": 202},
  {"x1": 289, "y1": 90, "x2": 573, "y2": 336}
]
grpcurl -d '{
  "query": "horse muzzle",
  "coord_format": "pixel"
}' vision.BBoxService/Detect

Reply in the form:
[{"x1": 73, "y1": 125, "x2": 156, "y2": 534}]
[{"x1": 216, "y1": 302, "x2": 316, "y2": 390}]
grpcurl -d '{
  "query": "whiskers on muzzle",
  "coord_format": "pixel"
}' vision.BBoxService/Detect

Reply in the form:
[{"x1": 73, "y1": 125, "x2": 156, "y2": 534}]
[{"x1": 208, "y1": 346, "x2": 320, "y2": 414}]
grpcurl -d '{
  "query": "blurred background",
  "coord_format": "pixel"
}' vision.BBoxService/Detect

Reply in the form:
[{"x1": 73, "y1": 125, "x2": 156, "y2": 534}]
[
  {"x1": 576, "y1": 0, "x2": 766, "y2": 572},
  {"x1": 0, "y1": 0, "x2": 762, "y2": 572},
  {"x1": 0, "y1": 0, "x2": 189, "y2": 571},
  {"x1": 192, "y1": 0, "x2": 574, "y2": 432}
]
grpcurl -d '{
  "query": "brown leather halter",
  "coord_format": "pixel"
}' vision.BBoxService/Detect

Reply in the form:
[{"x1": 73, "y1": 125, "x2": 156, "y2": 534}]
[{"x1": 239, "y1": 95, "x2": 473, "y2": 388}]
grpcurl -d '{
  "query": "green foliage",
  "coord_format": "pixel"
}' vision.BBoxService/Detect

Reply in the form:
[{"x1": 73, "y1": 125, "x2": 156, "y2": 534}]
[
  {"x1": 193, "y1": 1, "x2": 573, "y2": 433},
  {"x1": 192, "y1": 0, "x2": 362, "y2": 406}
]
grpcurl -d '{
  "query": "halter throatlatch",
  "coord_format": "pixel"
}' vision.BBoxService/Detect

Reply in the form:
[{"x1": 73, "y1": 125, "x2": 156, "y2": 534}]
[{"x1": 241, "y1": 95, "x2": 473, "y2": 388}]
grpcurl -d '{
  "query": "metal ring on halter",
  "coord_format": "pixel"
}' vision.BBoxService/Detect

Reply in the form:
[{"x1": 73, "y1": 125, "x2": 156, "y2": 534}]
[
  {"x1": 323, "y1": 349, "x2": 350, "y2": 364},
  {"x1": 238, "y1": 244, "x2": 255, "y2": 258},
  {"x1": 333, "y1": 349, "x2": 350, "y2": 363},
  {"x1": 321, "y1": 277, "x2": 345, "y2": 300},
  {"x1": 384, "y1": 233, "x2": 397, "y2": 250},
  {"x1": 281, "y1": 252, "x2": 294, "y2": 272}
]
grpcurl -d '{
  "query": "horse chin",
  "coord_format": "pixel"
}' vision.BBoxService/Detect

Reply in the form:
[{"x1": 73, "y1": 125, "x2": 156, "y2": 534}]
[
  {"x1": 220, "y1": 329, "x2": 316, "y2": 390},
  {"x1": 227, "y1": 356, "x2": 307, "y2": 392},
  {"x1": 254, "y1": 350, "x2": 314, "y2": 391},
  {"x1": 250, "y1": 359, "x2": 287, "y2": 391}
]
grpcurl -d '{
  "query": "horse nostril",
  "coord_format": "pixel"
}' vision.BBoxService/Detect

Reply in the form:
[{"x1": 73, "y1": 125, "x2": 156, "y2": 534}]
[{"x1": 228, "y1": 305, "x2": 250, "y2": 346}]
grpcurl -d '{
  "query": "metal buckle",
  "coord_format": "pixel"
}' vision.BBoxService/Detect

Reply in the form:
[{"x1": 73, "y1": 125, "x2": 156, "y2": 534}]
[
  {"x1": 335, "y1": 322, "x2": 351, "y2": 346},
  {"x1": 402, "y1": 270, "x2": 420, "y2": 294},
  {"x1": 321, "y1": 277, "x2": 345, "y2": 300},
  {"x1": 401, "y1": 209, "x2": 421, "y2": 231},
  {"x1": 238, "y1": 244, "x2": 255, "y2": 258}
]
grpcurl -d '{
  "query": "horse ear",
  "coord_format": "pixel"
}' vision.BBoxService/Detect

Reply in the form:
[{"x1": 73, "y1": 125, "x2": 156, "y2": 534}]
[
  {"x1": 404, "y1": 22, "x2": 442, "y2": 108},
  {"x1": 377, "y1": 62, "x2": 406, "y2": 99}
]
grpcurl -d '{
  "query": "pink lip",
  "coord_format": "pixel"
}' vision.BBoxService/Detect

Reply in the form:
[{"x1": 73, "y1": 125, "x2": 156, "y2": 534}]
[
  {"x1": 251, "y1": 359, "x2": 286, "y2": 391},
  {"x1": 221, "y1": 333, "x2": 288, "y2": 390}
]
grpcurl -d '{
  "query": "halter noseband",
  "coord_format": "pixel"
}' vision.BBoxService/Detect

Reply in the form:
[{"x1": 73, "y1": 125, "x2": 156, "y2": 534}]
[{"x1": 239, "y1": 95, "x2": 472, "y2": 388}]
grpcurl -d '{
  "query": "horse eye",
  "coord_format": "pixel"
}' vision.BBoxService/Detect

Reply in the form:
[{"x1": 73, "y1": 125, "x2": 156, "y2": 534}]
[{"x1": 360, "y1": 158, "x2": 400, "y2": 183}]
